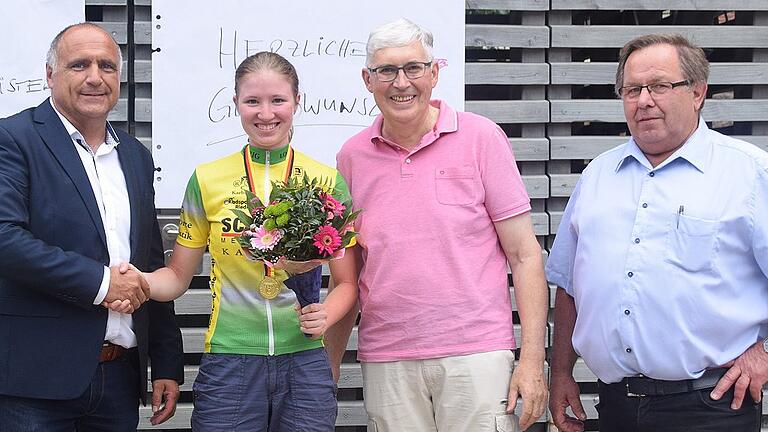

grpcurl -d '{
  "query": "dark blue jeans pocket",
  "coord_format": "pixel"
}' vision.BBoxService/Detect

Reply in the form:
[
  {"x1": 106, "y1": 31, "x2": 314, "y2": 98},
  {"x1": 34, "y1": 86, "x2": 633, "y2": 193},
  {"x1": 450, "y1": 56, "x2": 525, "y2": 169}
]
[
  {"x1": 288, "y1": 348, "x2": 337, "y2": 431},
  {"x1": 192, "y1": 354, "x2": 243, "y2": 431}
]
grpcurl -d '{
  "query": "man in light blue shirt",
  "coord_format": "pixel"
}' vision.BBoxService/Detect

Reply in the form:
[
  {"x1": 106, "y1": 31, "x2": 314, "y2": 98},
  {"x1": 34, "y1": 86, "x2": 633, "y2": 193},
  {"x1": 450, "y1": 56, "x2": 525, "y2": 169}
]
[{"x1": 547, "y1": 33, "x2": 768, "y2": 432}]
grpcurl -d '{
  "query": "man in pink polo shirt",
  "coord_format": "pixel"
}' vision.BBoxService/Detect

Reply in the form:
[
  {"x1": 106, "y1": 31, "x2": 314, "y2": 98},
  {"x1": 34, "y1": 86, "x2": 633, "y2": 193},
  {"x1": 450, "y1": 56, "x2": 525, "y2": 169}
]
[{"x1": 325, "y1": 18, "x2": 548, "y2": 432}]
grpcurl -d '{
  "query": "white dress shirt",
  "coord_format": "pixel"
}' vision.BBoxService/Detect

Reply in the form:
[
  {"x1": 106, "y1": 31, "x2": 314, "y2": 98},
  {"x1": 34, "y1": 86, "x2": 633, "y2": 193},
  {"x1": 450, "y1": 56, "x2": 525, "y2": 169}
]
[
  {"x1": 51, "y1": 99, "x2": 136, "y2": 348},
  {"x1": 546, "y1": 119, "x2": 768, "y2": 383}
]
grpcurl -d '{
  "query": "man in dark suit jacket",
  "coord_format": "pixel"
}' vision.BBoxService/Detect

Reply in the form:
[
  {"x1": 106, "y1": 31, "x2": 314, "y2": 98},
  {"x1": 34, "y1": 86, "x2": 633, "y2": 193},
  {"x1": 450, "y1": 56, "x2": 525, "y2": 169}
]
[{"x1": 0, "y1": 23, "x2": 183, "y2": 430}]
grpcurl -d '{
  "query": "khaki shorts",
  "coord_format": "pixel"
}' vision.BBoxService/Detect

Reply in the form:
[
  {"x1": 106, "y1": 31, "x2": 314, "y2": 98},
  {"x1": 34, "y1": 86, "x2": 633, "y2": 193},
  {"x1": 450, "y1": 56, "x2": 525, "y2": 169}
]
[{"x1": 362, "y1": 350, "x2": 519, "y2": 432}]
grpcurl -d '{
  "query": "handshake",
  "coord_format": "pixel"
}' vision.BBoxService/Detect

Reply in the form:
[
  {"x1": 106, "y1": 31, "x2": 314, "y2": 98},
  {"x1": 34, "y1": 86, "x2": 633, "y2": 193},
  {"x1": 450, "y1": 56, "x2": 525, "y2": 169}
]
[{"x1": 101, "y1": 262, "x2": 148, "y2": 314}]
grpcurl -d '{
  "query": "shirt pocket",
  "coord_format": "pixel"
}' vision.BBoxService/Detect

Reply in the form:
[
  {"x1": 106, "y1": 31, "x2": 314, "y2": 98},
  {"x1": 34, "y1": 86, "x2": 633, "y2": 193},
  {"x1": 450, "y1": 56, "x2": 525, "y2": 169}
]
[
  {"x1": 665, "y1": 214, "x2": 720, "y2": 272},
  {"x1": 434, "y1": 166, "x2": 477, "y2": 206}
]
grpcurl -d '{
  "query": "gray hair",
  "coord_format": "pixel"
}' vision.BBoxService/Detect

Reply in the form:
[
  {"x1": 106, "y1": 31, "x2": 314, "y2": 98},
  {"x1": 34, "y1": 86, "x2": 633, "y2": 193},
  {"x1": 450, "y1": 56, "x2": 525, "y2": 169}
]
[
  {"x1": 615, "y1": 33, "x2": 709, "y2": 99},
  {"x1": 46, "y1": 23, "x2": 123, "y2": 74},
  {"x1": 366, "y1": 18, "x2": 434, "y2": 67}
]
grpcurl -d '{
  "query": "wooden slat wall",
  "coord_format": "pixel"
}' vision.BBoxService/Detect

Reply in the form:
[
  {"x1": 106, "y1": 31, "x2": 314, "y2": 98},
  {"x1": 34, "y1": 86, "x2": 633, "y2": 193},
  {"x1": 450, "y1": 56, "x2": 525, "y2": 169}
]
[
  {"x1": 79, "y1": 1, "x2": 768, "y2": 431},
  {"x1": 551, "y1": 1, "x2": 768, "y2": 11},
  {"x1": 551, "y1": 25, "x2": 768, "y2": 48}
]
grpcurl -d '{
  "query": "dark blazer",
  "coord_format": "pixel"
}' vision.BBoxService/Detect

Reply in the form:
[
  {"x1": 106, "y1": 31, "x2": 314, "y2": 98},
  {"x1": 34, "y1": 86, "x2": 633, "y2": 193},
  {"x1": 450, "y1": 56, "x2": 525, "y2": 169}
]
[{"x1": 0, "y1": 99, "x2": 183, "y2": 403}]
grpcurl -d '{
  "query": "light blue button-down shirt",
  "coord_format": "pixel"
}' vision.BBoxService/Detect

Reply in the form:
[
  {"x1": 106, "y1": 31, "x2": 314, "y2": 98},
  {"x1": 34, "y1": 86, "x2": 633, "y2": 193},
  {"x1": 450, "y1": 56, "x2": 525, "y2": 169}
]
[{"x1": 546, "y1": 120, "x2": 768, "y2": 383}]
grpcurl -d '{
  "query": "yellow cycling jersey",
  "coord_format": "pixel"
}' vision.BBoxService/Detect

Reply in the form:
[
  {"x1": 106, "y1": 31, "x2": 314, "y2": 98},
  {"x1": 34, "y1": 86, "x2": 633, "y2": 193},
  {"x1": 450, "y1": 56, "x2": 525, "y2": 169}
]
[{"x1": 177, "y1": 144, "x2": 350, "y2": 355}]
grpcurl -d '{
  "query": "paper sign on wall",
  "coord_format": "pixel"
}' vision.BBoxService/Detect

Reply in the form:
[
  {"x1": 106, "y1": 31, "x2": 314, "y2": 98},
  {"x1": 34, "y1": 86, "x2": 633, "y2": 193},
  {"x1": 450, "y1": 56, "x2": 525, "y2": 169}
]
[
  {"x1": 151, "y1": 0, "x2": 464, "y2": 208},
  {"x1": 0, "y1": 0, "x2": 84, "y2": 118}
]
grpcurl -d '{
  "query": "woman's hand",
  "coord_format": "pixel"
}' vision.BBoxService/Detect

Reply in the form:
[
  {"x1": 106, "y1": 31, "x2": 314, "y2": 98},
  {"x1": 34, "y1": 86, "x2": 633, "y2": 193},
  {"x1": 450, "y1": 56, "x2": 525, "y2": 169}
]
[
  {"x1": 103, "y1": 299, "x2": 135, "y2": 314},
  {"x1": 296, "y1": 303, "x2": 328, "y2": 339}
]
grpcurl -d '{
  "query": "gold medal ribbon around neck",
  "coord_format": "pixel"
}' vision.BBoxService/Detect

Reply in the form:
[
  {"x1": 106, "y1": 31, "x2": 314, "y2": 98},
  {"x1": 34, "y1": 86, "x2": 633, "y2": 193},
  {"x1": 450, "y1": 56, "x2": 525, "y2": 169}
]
[{"x1": 242, "y1": 145, "x2": 295, "y2": 300}]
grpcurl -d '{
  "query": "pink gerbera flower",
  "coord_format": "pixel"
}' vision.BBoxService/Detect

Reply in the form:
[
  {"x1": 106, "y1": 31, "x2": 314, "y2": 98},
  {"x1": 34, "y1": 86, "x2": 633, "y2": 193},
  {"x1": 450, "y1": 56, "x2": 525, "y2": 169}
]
[
  {"x1": 250, "y1": 226, "x2": 282, "y2": 251},
  {"x1": 313, "y1": 225, "x2": 341, "y2": 256},
  {"x1": 320, "y1": 193, "x2": 345, "y2": 218}
]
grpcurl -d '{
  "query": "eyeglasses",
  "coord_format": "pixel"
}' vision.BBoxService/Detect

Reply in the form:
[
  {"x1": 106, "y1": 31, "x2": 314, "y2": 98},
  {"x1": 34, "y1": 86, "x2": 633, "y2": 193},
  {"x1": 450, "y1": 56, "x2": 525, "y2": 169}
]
[
  {"x1": 368, "y1": 61, "x2": 432, "y2": 82},
  {"x1": 618, "y1": 80, "x2": 690, "y2": 100}
]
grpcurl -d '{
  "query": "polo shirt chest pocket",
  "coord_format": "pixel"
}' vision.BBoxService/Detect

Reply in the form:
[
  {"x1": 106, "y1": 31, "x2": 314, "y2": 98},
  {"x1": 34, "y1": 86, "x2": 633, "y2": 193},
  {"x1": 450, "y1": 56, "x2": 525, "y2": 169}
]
[
  {"x1": 665, "y1": 214, "x2": 720, "y2": 272},
  {"x1": 435, "y1": 166, "x2": 477, "y2": 206}
]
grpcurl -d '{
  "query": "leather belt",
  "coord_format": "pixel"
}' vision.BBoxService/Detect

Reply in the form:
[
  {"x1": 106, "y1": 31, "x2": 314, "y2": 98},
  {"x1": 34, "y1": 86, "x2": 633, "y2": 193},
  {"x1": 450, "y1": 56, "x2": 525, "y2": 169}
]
[
  {"x1": 99, "y1": 342, "x2": 126, "y2": 363},
  {"x1": 613, "y1": 368, "x2": 727, "y2": 397}
]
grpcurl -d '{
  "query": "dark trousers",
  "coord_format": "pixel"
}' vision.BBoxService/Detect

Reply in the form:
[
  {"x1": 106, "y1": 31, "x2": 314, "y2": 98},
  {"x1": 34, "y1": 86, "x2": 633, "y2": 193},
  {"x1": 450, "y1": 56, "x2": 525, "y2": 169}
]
[
  {"x1": 0, "y1": 354, "x2": 140, "y2": 432},
  {"x1": 597, "y1": 380, "x2": 761, "y2": 432}
]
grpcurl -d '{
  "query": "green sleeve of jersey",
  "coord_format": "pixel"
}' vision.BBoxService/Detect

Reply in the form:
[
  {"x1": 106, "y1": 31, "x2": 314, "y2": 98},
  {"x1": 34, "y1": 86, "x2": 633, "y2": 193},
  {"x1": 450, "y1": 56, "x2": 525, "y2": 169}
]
[
  {"x1": 177, "y1": 170, "x2": 210, "y2": 248},
  {"x1": 333, "y1": 172, "x2": 357, "y2": 248},
  {"x1": 333, "y1": 171, "x2": 352, "y2": 207}
]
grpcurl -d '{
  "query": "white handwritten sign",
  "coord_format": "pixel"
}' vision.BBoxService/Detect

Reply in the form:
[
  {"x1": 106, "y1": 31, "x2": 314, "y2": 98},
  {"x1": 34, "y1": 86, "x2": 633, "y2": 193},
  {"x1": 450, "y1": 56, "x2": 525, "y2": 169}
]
[
  {"x1": 151, "y1": 0, "x2": 464, "y2": 208},
  {"x1": 0, "y1": 0, "x2": 84, "y2": 118}
]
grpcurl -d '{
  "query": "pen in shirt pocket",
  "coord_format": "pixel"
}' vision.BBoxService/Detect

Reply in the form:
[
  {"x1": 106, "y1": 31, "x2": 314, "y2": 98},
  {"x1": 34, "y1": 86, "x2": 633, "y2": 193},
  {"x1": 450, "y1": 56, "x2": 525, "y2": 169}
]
[{"x1": 677, "y1": 205, "x2": 684, "y2": 228}]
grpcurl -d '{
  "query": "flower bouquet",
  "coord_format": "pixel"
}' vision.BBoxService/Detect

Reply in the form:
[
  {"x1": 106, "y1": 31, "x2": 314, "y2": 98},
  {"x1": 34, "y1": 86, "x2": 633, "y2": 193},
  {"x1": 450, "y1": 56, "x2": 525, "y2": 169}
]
[{"x1": 231, "y1": 175, "x2": 359, "y2": 306}]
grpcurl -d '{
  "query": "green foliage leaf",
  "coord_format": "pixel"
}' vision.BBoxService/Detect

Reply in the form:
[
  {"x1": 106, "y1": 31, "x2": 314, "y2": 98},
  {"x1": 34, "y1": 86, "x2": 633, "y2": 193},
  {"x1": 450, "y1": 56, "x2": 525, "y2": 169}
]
[
  {"x1": 244, "y1": 190, "x2": 262, "y2": 207},
  {"x1": 231, "y1": 208, "x2": 253, "y2": 225}
]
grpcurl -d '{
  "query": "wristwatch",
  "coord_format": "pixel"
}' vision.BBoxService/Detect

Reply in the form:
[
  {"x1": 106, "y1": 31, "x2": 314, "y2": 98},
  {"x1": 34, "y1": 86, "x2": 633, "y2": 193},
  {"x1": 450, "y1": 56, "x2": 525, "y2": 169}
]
[{"x1": 762, "y1": 337, "x2": 768, "y2": 353}]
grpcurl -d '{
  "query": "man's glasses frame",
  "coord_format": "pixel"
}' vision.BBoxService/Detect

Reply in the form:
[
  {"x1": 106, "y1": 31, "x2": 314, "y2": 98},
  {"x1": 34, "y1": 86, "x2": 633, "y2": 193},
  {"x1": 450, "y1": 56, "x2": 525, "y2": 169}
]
[
  {"x1": 368, "y1": 61, "x2": 432, "y2": 82},
  {"x1": 618, "y1": 80, "x2": 690, "y2": 100}
]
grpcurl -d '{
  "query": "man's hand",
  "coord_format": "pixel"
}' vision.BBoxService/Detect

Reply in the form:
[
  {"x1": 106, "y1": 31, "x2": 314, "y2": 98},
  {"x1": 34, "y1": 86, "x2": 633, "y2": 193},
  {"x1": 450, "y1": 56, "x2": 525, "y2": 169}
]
[
  {"x1": 549, "y1": 373, "x2": 586, "y2": 432},
  {"x1": 149, "y1": 379, "x2": 180, "y2": 425},
  {"x1": 104, "y1": 265, "x2": 149, "y2": 310},
  {"x1": 296, "y1": 303, "x2": 328, "y2": 339},
  {"x1": 710, "y1": 340, "x2": 768, "y2": 409},
  {"x1": 507, "y1": 358, "x2": 548, "y2": 431}
]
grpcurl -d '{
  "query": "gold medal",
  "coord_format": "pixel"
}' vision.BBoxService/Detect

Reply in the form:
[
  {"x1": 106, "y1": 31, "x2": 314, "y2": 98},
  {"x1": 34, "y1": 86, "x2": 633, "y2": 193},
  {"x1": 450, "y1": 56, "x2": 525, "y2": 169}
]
[{"x1": 259, "y1": 276, "x2": 282, "y2": 299}]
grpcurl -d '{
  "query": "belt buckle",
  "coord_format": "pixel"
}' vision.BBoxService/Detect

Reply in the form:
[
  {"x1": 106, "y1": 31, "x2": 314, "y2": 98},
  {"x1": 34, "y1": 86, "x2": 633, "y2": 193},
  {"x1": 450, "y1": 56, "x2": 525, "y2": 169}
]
[{"x1": 626, "y1": 381, "x2": 646, "y2": 398}]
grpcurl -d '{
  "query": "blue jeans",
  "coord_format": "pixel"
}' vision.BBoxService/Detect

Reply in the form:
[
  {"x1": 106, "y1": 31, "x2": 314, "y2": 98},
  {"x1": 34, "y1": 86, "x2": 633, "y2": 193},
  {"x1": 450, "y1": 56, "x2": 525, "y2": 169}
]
[
  {"x1": 192, "y1": 348, "x2": 337, "y2": 431},
  {"x1": 0, "y1": 354, "x2": 140, "y2": 432}
]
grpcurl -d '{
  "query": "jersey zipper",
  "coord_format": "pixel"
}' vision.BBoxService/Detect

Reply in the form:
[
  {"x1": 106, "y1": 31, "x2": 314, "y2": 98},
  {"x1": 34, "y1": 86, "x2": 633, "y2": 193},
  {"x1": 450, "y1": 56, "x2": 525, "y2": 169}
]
[{"x1": 264, "y1": 150, "x2": 276, "y2": 356}]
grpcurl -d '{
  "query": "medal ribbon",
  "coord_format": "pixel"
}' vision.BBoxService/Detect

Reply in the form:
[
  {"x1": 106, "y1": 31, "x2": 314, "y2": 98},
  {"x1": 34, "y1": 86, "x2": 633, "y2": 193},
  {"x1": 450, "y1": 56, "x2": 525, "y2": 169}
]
[
  {"x1": 242, "y1": 145, "x2": 295, "y2": 195},
  {"x1": 241, "y1": 145, "x2": 295, "y2": 281}
]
